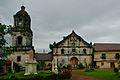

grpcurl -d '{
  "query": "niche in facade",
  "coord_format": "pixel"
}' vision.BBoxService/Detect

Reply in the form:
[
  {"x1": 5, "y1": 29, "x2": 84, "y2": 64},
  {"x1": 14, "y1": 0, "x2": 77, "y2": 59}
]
[{"x1": 17, "y1": 36, "x2": 23, "y2": 46}]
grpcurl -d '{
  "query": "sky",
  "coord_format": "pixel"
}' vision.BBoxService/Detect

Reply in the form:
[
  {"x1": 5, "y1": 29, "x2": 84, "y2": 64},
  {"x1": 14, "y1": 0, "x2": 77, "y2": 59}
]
[{"x1": 1, "y1": 0, "x2": 120, "y2": 52}]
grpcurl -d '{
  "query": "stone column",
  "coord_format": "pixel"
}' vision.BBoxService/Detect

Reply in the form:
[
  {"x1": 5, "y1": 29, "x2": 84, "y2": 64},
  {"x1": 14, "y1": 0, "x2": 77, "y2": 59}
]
[
  {"x1": 53, "y1": 57, "x2": 58, "y2": 74},
  {"x1": 33, "y1": 60, "x2": 37, "y2": 74},
  {"x1": 52, "y1": 59, "x2": 55, "y2": 72}
]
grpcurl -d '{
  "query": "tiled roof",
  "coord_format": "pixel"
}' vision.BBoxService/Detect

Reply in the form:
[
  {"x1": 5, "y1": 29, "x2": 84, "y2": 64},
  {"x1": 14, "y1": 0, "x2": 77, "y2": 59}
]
[
  {"x1": 94, "y1": 43, "x2": 120, "y2": 51},
  {"x1": 35, "y1": 53, "x2": 53, "y2": 61}
]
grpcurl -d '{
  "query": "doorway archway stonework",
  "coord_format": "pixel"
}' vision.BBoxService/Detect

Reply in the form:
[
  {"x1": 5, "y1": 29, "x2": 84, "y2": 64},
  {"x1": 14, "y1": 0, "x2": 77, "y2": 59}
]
[{"x1": 70, "y1": 57, "x2": 78, "y2": 69}]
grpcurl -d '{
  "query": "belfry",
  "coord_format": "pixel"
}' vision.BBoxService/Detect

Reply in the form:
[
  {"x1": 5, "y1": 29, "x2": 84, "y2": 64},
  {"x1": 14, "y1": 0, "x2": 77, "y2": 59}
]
[{"x1": 9, "y1": 6, "x2": 34, "y2": 68}]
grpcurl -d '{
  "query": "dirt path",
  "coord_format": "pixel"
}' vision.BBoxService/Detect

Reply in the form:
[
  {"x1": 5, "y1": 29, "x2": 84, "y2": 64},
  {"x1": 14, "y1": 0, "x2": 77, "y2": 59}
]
[{"x1": 72, "y1": 74, "x2": 111, "y2": 80}]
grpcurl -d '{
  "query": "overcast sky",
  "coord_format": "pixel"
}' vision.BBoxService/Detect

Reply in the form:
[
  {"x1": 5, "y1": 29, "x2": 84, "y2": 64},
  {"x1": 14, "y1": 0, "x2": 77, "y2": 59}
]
[{"x1": 1, "y1": 0, "x2": 120, "y2": 52}]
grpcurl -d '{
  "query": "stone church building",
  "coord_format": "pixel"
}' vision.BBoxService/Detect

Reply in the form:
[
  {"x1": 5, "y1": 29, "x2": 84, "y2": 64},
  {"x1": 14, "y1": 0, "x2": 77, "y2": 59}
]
[
  {"x1": 8, "y1": 6, "x2": 34, "y2": 67},
  {"x1": 52, "y1": 31, "x2": 93, "y2": 71},
  {"x1": 6, "y1": 6, "x2": 120, "y2": 72}
]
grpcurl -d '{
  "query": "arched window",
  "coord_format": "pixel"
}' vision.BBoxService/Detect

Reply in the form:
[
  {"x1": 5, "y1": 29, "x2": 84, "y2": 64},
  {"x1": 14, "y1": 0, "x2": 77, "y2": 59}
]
[
  {"x1": 17, "y1": 36, "x2": 22, "y2": 46},
  {"x1": 101, "y1": 53, "x2": 106, "y2": 59},
  {"x1": 115, "y1": 53, "x2": 120, "y2": 59},
  {"x1": 61, "y1": 49, "x2": 65, "y2": 54},
  {"x1": 83, "y1": 49, "x2": 86, "y2": 54},
  {"x1": 72, "y1": 48, "x2": 76, "y2": 52}
]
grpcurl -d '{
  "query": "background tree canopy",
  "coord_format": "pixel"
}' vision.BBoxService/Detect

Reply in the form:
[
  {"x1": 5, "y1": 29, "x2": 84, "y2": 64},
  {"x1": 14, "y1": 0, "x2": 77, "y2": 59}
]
[
  {"x1": 0, "y1": 23, "x2": 12, "y2": 47},
  {"x1": 0, "y1": 23, "x2": 12, "y2": 60}
]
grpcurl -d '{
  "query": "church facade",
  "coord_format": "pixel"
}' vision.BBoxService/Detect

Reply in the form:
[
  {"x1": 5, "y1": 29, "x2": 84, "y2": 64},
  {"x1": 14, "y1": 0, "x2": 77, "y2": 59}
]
[
  {"x1": 52, "y1": 31, "x2": 93, "y2": 71},
  {"x1": 8, "y1": 6, "x2": 34, "y2": 67}
]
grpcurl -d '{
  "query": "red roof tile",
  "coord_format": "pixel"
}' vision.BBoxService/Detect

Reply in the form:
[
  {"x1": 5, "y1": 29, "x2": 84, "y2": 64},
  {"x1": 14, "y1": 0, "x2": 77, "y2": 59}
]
[{"x1": 35, "y1": 53, "x2": 53, "y2": 61}]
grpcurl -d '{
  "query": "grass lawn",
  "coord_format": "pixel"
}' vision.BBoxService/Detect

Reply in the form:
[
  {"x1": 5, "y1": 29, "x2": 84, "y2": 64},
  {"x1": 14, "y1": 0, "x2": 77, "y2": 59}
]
[
  {"x1": 0, "y1": 71, "x2": 53, "y2": 79},
  {"x1": 0, "y1": 71, "x2": 24, "y2": 79},
  {"x1": 0, "y1": 70, "x2": 73, "y2": 80},
  {"x1": 72, "y1": 69, "x2": 120, "y2": 80}
]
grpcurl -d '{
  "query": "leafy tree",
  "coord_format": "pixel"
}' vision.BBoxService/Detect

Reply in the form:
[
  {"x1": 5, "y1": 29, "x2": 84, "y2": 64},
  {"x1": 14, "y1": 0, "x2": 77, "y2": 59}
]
[
  {"x1": 37, "y1": 61, "x2": 46, "y2": 70},
  {"x1": 49, "y1": 44, "x2": 54, "y2": 50},
  {"x1": 0, "y1": 23, "x2": 12, "y2": 47},
  {"x1": 49, "y1": 42, "x2": 57, "y2": 50},
  {"x1": 0, "y1": 23, "x2": 12, "y2": 72},
  {"x1": 118, "y1": 60, "x2": 120, "y2": 69}
]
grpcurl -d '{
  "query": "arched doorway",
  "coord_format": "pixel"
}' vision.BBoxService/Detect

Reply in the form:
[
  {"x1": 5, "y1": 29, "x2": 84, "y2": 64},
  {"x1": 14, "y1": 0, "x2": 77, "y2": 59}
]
[{"x1": 70, "y1": 57, "x2": 78, "y2": 69}]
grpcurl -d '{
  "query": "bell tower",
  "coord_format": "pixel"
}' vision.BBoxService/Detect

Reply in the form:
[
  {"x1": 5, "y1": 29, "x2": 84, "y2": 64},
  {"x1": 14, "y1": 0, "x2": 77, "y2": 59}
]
[
  {"x1": 11, "y1": 6, "x2": 33, "y2": 47},
  {"x1": 14, "y1": 6, "x2": 31, "y2": 31},
  {"x1": 10, "y1": 6, "x2": 34, "y2": 67}
]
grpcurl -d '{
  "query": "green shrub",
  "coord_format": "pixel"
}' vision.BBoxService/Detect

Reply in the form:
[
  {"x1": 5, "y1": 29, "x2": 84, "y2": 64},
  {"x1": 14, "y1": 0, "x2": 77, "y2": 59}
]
[
  {"x1": 66, "y1": 64, "x2": 72, "y2": 70},
  {"x1": 8, "y1": 75, "x2": 19, "y2": 80},
  {"x1": 0, "y1": 71, "x2": 72, "y2": 80},
  {"x1": 57, "y1": 66, "x2": 62, "y2": 72},
  {"x1": 78, "y1": 63, "x2": 85, "y2": 69},
  {"x1": 85, "y1": 68, "x2": 95, "y2": 72},
  {"x1": 114, "y1": 68, "x2": 119, "y2": 73},
  {"x1": 45, "y1": 72, "x2": 72, "y2": 80},
  {"x1": 0, "y1": 73, "x2": 6, "y2": 76}
]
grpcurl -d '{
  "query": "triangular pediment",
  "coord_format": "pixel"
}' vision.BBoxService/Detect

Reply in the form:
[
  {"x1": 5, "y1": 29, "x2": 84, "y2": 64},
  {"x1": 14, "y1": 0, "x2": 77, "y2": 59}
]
[{"x1": 55, "y1": 30, "x2": 90, "y2": 47}]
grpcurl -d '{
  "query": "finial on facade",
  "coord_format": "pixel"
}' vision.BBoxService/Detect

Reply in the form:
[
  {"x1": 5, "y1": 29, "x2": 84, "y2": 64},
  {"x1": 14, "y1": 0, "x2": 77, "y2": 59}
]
[
  {"x1": 90, "y1": 42, "x2": 92, "y2": 45},
  {"x1": 72, "y1": 30, "x2": 75, "y2": 33},
  {"x1": 21, "y1": 6, "x2": 25, "y2": 10}
]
